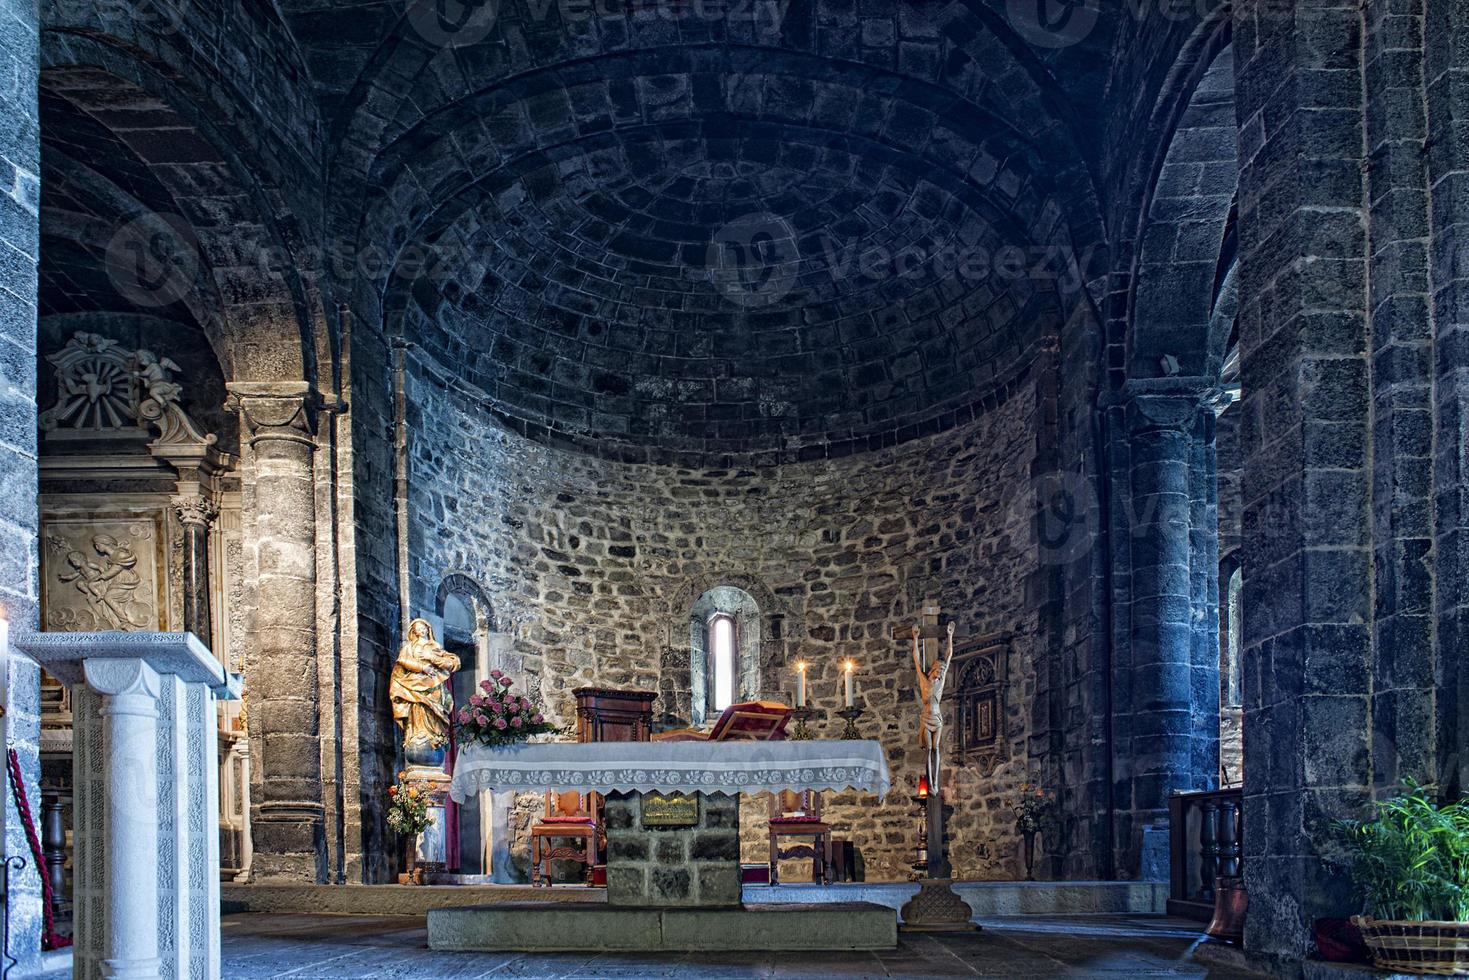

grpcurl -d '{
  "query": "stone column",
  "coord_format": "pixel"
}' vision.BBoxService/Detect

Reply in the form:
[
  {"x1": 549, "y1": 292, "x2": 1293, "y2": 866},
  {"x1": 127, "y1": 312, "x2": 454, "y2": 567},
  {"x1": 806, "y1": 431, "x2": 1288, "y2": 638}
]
[
  {"x1": 1233, "y1": 0, "x2": 1375, "y2": 964},
  {"x1": 16, "y1": 632, "x2": 238, "y2": 980},
  {"x1": 226, "y1": 382, "x2": 327, "y2": 882},
  {"x1": 0, "y1": 0, "x2": 43, "y2": 971},
  {"x1": 1426, "y1": 0, "x2": 1469, "y2": 798},
  {"x1": 86, "y1": 658, "x2": 162, "y2": 980},
  {"x1": 173, "y1": 495, "x2": 217, "y2": 641},
  {"x1": 1122, "y1": 389, "x2": 1218, "y2": 837}
]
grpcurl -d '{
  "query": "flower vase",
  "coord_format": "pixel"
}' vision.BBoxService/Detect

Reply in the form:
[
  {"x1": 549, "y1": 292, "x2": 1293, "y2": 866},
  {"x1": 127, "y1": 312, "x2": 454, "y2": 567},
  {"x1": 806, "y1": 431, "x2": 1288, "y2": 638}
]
[
  {"x1": 1022, "y1": 830, "x2": 1037, "y2": 881},
  {"x1": 399, "y1": 836, "x2": 422, "y2": 886}
]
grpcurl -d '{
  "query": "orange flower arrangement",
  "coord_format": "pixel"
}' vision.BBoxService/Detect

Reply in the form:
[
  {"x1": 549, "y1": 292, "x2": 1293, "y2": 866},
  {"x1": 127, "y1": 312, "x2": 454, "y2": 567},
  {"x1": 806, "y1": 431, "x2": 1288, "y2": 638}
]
[{"x1": 385, "y1": 771, "x2": 431, "y2": 837}]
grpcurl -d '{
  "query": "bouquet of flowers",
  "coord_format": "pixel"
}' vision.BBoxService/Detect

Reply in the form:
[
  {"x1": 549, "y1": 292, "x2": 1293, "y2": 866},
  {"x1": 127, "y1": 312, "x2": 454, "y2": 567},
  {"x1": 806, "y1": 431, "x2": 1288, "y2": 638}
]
[
  {"x1": 385, "y1": 773, "x2": 432, "y2": 837},
  {"x1": 1011, "y1": 782, "x2": 1059, "y2": 835},
  {"x1": 454, "y1": 669, "x2": 557, "y2": 747}
]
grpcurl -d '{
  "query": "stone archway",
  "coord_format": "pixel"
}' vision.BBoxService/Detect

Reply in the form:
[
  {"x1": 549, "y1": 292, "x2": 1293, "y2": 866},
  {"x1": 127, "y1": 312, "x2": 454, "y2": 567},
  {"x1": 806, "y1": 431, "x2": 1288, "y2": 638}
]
[
  {"x1": 1102, "y1": 17, "x2": 1240, "y2": 877},
  {"x1": 38, "y1": 31, "x2": 342, "y2": 885}
]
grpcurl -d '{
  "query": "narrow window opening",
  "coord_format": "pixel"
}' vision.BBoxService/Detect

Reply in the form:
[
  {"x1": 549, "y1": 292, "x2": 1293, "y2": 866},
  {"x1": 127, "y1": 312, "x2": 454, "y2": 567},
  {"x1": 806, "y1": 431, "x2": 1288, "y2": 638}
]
[{"x1": 710, "y1": 614, "x2": 736, "y2": 713}]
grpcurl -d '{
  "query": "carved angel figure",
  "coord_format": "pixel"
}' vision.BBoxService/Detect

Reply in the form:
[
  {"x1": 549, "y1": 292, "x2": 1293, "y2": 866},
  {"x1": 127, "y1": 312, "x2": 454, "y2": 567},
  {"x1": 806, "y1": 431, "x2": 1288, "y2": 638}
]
[
  {"x1": 390, "y1": 618, "x2": 460, "y2": 764},
  {"x1": 57, "y1": 533, "x2": 148, "y2": 630}
]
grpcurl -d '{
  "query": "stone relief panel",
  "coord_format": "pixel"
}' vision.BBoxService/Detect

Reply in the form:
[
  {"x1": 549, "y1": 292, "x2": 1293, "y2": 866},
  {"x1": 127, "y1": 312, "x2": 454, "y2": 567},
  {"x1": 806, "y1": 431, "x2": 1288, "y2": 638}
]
[
  {"x1": 42, "y1": 515, "x2": 165, "y2": 632},
  {"x1": 39, "y1": 331, "x2": 215, "y2": 448}
]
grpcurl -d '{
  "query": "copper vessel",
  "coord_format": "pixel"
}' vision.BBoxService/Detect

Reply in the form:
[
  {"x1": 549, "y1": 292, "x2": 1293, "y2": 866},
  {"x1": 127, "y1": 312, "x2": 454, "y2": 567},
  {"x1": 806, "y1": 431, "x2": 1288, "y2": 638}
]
[{"x1": 1206, "y1": 875, "x2": 1248, "y2": 944}]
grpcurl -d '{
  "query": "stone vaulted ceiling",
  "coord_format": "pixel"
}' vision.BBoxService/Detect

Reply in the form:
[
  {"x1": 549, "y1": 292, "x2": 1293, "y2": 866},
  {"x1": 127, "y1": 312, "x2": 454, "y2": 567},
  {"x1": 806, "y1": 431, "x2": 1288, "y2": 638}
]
[{"x1": 299, "y1": 1, "x2": 1128, "y2": 460}]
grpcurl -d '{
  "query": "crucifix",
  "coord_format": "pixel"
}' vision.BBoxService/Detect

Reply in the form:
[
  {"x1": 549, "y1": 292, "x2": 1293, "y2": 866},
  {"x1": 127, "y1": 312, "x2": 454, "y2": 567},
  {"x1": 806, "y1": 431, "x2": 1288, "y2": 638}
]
[
  {"x1": 896, "y1": 601, "x2": 958, "y2": 880},
  {"x1": 912, "y1": 621, "x2": 956, "y2": 793},
  {"x1": 893, "y1": 601, "x2": 975, "y2": 929}
]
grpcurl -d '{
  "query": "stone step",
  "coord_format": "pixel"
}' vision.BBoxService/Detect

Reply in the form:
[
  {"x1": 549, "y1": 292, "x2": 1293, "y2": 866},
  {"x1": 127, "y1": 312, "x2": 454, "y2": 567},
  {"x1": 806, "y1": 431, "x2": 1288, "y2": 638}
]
[{"x1": 426, "y1": 901, "x2": 898, "y2": 952}]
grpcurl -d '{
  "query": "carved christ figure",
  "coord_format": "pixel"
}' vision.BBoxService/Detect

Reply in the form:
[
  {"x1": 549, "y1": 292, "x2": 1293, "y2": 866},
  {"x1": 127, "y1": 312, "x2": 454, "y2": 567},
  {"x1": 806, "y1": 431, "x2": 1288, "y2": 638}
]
[
  {"x1": 912, "y1": 622, "x2": 957, "y2": 787},
  {"x1": 390, "y1": 618, "x2": 461, "y2": 755}
]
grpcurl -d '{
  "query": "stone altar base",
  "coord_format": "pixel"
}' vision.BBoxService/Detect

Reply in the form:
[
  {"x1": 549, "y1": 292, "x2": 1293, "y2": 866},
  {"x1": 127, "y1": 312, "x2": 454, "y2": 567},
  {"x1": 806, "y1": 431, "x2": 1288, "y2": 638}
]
[
  {"x1": 604, "y1": 790, "x2": 741, "y2": 907},
  {"x1": 427, "y1": 901, "x2": 898, "y2": 952}
]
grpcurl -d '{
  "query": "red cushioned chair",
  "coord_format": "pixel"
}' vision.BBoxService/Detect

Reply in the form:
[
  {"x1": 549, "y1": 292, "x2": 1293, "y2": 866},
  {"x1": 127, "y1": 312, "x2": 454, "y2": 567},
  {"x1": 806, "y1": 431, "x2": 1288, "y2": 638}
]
[
  {"x1": 531, "y1": 790, "x2": 599, "y2": 886},
  {"x1": 768, "y1": 789, "x2": 832, "y2": 885}
]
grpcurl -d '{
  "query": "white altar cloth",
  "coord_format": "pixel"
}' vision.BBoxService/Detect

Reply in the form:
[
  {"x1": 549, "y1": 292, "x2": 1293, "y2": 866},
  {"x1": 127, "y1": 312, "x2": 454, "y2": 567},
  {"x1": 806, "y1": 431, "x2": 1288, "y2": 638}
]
[{"x1": 450, "y1": 739, "x2": 891, "y2": 803}]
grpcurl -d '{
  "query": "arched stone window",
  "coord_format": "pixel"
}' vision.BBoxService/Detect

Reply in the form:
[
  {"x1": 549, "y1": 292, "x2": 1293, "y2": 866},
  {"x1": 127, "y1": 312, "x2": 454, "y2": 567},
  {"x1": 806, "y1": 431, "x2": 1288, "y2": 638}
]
[
  {"x1": 688, "y1": 587, "x2": 760, "y2": 725},
  {"x1": 708, "y1": 612, "x2": 737, "y2": 714}
]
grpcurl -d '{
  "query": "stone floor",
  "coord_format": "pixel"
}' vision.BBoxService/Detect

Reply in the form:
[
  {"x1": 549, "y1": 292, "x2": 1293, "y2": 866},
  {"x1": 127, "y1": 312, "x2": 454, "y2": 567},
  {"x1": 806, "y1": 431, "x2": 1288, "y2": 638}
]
[{"x1": 49, "y1": 912, "x2": 1261, "y2": 978}]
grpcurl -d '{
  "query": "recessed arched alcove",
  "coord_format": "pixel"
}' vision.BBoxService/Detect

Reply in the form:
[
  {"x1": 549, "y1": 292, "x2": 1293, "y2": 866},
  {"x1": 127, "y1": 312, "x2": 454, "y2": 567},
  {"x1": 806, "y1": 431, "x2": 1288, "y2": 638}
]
[{"x1": 685, "y1": 585, "x2": 762, "y2": 726}]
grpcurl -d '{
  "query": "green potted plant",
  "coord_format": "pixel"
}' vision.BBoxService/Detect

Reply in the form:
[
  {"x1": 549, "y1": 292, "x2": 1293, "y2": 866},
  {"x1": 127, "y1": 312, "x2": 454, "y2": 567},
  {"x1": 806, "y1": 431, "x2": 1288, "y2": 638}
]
[{"x1": 1337, "y1": 782, "x2": 1469, "y2": 974}]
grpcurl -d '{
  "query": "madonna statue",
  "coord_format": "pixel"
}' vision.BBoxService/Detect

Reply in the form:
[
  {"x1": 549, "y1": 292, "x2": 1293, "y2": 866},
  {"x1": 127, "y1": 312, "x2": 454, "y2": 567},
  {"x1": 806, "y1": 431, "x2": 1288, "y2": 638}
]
[{"x1": 390, "y1": 618, "x2": 461, "y2": 768}]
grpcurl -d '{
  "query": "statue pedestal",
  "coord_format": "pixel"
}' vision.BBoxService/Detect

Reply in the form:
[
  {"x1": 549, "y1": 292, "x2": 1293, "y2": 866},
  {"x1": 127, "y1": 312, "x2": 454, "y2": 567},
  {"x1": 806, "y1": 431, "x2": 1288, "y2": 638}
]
[{"x1": 404, "y1": 767, "x2": 451, "y2": 880}]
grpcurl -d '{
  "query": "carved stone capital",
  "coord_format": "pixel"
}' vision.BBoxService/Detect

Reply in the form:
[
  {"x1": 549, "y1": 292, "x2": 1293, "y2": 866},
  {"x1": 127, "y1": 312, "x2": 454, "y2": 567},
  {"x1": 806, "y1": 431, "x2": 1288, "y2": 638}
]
[
  {"x1": 84, "y1": 658, "x2": 161, "y2": 718},
  {"x1": 225, "y1": 382, "x2": 319, "y2": 447},
  {"x1": 1124, "y1": 381, "x2": 1212, "y2": 435},
  {"x1": 174, "y1": 494, "x2": 218, "y2": 529}
]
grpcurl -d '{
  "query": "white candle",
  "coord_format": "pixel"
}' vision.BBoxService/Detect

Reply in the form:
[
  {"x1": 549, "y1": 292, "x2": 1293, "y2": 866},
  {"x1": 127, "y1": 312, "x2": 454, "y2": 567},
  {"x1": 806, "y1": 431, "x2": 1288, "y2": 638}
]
[
  {"x1": 843, "y1": 660, "x2": 855, "y2": 707},
  {"x1": 797, "y1": 661, "x2": 807, "y2": 707}
]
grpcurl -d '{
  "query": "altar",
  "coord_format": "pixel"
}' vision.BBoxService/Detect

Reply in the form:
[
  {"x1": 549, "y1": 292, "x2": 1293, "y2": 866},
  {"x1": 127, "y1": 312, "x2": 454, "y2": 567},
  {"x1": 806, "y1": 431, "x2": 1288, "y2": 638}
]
[
  {"x1": 430, "y1": 739, "x2": 897, "y2": 952},
  {"x1": 448, "y1": 738, "x2": 891, "y2": 801}
]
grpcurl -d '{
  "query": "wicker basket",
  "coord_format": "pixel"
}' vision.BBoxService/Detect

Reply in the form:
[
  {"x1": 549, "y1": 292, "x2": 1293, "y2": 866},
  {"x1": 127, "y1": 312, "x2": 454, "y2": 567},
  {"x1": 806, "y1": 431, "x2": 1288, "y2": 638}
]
[{"x1": 1352, "y1": 917, "x2": 1469, "y2": 975}]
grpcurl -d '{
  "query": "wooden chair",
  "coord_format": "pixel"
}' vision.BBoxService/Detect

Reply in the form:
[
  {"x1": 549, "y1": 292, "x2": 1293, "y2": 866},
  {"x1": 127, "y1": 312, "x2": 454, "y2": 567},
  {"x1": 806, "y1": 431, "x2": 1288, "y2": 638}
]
[
  {"x1": 572, "y1": 688, "x2": 653, "y2": 886},
  {"x1": 531, "y1": 790, "x2": 599, "y2": 886},
  {"x1": 768, "y1": 789, "x2": 832, "y2": 885}
]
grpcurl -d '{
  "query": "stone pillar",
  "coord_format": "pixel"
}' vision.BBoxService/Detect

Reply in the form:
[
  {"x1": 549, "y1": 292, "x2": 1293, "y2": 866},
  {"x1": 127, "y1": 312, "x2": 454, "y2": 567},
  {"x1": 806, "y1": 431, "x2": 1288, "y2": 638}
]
[
  {"x1": 86, "y1": 659, "x2": 162, "y2": 980},
  {"x1": 16, "y1": 632, "x2": 238, "y2": 980},
  {"x1": 0, "y1": 0, "x2": 42, "y2": 971},
  {"x1": 1233, "y1": 0, "x2": 1374, "y2": 964},
  {"x1": 1120, "y1": 388, "x2": 1218, "y2": 851},
  {"x1": 1425, "y1": 0, "x2": 1469, "y2": 798},
  {"x1": 174, "y1": 495, "x2": 217, "y2": 641},
  {"x1": 226, "y1": 382, "x2": 327, "y2": 882}
]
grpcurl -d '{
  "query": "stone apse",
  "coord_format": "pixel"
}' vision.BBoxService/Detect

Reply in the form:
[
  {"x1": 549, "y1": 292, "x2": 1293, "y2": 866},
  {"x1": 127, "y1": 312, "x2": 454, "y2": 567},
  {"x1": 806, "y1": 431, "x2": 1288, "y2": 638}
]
[{"x1": 0, "y1": 0, "x2": 1461, "y2": 973}]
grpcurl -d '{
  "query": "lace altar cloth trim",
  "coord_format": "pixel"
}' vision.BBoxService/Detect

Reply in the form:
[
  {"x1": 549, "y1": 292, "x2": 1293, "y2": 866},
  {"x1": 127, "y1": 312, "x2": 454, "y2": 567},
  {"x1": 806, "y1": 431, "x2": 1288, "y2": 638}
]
[{"x1": 450, "y1": 739, "x2": 891, "y2": 803}]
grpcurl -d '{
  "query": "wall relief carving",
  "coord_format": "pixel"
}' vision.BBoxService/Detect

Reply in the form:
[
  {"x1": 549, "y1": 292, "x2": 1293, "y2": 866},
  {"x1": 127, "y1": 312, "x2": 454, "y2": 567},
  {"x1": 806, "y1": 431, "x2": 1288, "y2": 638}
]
[
  {"x1": 952, "y1": 632, "x2": 1012, "y2": 775},
  {"x1": 39, "y1": 331, "x2": 214, "y2": 448},
  {"x1": 42, "y1": 518, "x2": 163, "y2": 632}
]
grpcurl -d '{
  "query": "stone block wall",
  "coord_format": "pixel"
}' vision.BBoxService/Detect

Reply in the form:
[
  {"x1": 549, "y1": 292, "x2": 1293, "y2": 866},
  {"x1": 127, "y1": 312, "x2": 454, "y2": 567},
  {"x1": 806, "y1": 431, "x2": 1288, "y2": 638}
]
[
  {"x1": 604, "y1": 792, "x2": 741, "y2": 907},
  {"x1": 405, "y1": 348, "x2": 1048, "y2": 881},
  {"x1": 0, "y1": 0, "x2": 41, "y2": 969}
]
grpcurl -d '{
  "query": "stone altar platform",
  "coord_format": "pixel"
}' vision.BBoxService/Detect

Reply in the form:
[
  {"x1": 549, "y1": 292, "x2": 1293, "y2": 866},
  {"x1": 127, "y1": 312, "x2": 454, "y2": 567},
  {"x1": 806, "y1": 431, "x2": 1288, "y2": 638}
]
[
  {"x1": 427, "y1": 901, "x2": 898, "y2": 952},
  {"x1": 435, "y1": 740, "x2": 899, "y2": 952},
  {"x1": 752, "y1": 879, "x2": 1168, "y2": 917},
  {"x1": 220, "y1": 883, "x2": 603, "y2": 916}
]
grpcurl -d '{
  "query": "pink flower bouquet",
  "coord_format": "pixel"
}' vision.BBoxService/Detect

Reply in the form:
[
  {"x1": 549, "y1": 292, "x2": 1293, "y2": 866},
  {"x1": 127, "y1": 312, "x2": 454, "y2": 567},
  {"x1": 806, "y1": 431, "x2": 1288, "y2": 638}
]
[{"x1": 453, "y1": 670, "x2": 557, "y2": 747}]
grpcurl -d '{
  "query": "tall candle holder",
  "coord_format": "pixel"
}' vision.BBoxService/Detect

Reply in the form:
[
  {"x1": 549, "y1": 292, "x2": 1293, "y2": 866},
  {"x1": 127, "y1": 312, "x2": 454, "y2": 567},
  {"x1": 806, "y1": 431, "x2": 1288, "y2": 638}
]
[
  {"x1": 790, "y1": 706, "x2": 817, "y2": 741},
  {"x1": 837, "y1": 706, "x2": 864, "y2": 739}
]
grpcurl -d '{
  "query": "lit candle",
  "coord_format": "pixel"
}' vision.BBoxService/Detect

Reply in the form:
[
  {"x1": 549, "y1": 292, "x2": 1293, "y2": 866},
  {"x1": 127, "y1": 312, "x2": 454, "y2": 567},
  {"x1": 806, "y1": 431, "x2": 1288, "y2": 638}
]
[
  {"x1": 843, "y1": 660, "x2": 855, "y2": 707},
  {"x1": 796, "y1": 661, "x2": 807, "y2": 707}
]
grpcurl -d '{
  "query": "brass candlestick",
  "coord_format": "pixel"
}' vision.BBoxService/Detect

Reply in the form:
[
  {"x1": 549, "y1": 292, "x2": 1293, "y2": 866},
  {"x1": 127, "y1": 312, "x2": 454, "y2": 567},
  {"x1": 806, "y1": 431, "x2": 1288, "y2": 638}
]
[
  {"x1": 790, "y1": 706, "x2": 817, "y2": 740},
  {"x1": 838, "y1": 706, "x2": 864, "y2": 739}
]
